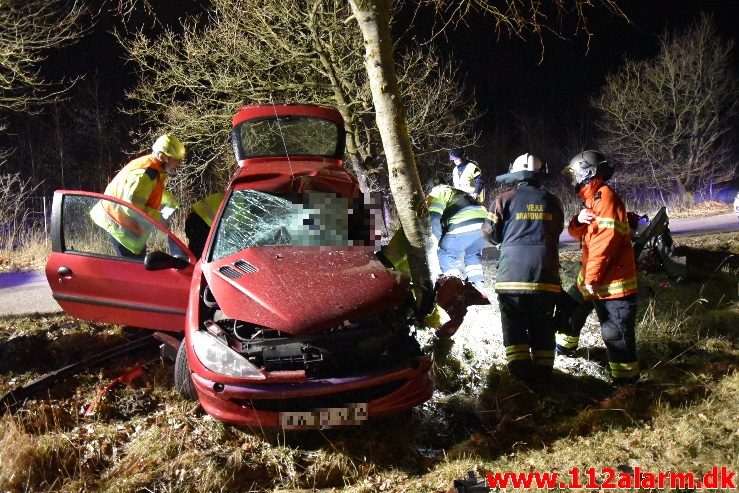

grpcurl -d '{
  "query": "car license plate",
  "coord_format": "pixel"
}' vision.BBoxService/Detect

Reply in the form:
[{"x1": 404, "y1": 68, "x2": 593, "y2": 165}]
[{"x1": 279, "y1": 403, "x2": 368, "y2": 430}]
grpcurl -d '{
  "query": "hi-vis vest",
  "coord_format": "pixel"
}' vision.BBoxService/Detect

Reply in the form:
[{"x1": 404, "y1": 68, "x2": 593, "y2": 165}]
[
  {"x1": 487, "y1": 183, "x2": 564, "y2": 294},
  {"x1": 91, "y1": 155, "x2": 175, "y2": 254},
  {"x1": 452, "y1": 161, "x2": 481, "y2": 196},
  {"x1": 192, "y1": 192, "x2": 224, "y2": 227},
  {"x1": 428, "y1": 185, "x2": 487, "y2": 239}
]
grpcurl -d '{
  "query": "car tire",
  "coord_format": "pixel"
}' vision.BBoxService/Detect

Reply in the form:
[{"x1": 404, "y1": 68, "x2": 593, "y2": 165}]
[{"x1": 174, "y1": 340, "x2": 197, "y2": 400}]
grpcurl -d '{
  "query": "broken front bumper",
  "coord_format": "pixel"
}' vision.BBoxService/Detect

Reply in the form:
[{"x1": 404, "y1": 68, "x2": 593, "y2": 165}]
[{"x1": 190, "y1": 355, "x2": 433, "y2": 427}]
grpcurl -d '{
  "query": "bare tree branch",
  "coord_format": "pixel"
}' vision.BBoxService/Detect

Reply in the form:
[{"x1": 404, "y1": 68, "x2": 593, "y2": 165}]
[
  {"x1": 120, "y1": 0, "x2": 480, "y2": 200},
  {"x1": 0, "y1": 0, "x2": 89, "y2": 112},
  {"x1": 594, "y1": 15, "x2": 738, "y2": 198}
]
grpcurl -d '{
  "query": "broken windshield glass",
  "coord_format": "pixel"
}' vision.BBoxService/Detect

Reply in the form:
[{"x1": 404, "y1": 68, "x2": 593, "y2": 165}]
[
  {"x1": 237, "y1": 117, "x2": 339, "y2": 158},
  {"x1": 211, "y1": 190, "x2": 380, "y2": 260}
]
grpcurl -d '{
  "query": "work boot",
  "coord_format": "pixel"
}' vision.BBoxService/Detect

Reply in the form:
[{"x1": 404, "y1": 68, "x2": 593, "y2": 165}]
[{"x1": 507, "y1": 360, "x2": 536, "y2": 385}]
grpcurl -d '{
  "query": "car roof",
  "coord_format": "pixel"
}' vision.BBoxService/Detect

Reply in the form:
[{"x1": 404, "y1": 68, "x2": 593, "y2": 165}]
[{"x1": 231, "y1": 103, "x2": 343, "y2": 127}]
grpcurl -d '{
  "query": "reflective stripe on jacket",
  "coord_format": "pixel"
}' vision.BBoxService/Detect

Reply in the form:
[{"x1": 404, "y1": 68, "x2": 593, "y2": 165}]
[
  {"x1": 452, "y1": 161, "x2": 483, "y2": 197},
  {"x1": 486, "y1": 182, "x2": 564, "y2": 294},
  {"x1": 90, "y1": 155, "x2": 169, "y2": 254},
  {"x1": 428, "y1": 185, "x2": 487, "y2": 239},
  {"x1": 568, "y1": 178, "x2": 637, "y2": 300},
  {"x1": 192, "y1": 192, "x2": 224, "y2": 227}
]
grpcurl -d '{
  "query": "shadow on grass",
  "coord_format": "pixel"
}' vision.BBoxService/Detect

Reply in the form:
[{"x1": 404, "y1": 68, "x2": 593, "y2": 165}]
[{"x1": 0, "y1": 330, "x2": 156, "y2": 375}]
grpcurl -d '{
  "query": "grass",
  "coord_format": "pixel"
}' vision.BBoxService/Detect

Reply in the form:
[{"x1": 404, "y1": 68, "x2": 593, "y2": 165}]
[
  {"x1": 0, "y1": 233, "x2": 737, "y2": 492},
  {"x1": 0, "y1": 227, "x2": 50, "y2": 273}
]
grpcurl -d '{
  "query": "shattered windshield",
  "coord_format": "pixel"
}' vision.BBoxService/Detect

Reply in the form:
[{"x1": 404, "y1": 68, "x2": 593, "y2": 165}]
[
  {"x1": 211, "y1": 190, "x2": 378, "y2": 260},
  {"x1": 236, "y1": 116, "x2": 340, "y2": 158}
]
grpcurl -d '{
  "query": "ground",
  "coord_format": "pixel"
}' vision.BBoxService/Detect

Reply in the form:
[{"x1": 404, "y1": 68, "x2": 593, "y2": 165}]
[{"x1": 0, "y1": 232, "x2": 737, "y2": 492}]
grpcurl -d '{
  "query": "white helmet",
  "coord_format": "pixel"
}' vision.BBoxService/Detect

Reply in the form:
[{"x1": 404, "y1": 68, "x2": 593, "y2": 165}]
[
  {"x1": 510, "y1": 153, "x2": 546, "y2": 174},
  {"x1": 566, "y1": 150, "x2": 612, "y2": 186}
]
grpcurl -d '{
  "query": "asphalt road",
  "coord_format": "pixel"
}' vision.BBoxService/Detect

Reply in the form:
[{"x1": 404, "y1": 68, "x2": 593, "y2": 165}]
[
  {"x1": 0, "y1": 213, "x2": 736, "y2": 317},
  {"x1": 0, "y1": 270, "x2": 61, "y2": 316}
]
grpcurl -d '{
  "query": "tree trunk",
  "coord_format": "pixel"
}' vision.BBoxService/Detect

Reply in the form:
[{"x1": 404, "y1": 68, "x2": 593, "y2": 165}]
[{"x1": 348, "y1": 0, "x2": 433, "y2": 305}]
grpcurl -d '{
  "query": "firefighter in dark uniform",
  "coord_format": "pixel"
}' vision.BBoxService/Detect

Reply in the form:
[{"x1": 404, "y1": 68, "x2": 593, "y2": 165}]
[{"x1": 483, "y1": 153, "x2": 564, "y2": 382}]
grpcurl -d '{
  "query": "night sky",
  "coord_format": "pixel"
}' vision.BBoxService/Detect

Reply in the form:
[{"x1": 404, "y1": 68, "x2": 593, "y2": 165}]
[
  {"x1": 47, "y1": 0, "x2": 739, "y2": 166},
  {"x1": 438, "y1": 0, "x2": 739, "y2": 128}
]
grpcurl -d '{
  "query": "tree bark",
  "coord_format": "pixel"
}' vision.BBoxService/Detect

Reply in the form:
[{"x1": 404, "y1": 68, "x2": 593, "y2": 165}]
[{"x1": 348, "y1": 0, "x2": 433, "y2": 304}]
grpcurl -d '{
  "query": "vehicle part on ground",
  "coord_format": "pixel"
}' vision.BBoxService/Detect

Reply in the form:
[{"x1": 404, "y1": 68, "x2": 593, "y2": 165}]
[
  {"x1": 434, "y1": 275, "x2": 490, "y2": 337},
  {"x1": 453, "y1": 471, "x2": 490, "y2": 492},
  {"x1": 84, "y1": 364, "x2": 146, "y2": 416},
  {"x1": 631, "y1": 206, "x2": 686, "y2": 281},
  {"x1": 0, "y1": 335, "x2": 156, "y2": 413}
]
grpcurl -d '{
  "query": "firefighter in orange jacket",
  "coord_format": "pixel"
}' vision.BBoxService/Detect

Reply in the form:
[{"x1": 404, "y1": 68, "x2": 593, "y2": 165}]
[
  {"x1": 564, "y1": 150, "x2": 639, "y2": 385},
  {"x1": 91, "y1": 134, "x2": 185, "y2": 257}
]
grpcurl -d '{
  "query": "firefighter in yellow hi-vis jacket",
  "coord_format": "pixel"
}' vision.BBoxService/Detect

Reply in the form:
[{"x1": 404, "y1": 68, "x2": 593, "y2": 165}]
[
  {"x1": 91, "y1": 134, "x2": 185, "y2": 257},
  {"x1": 185, "y1": 192, "x2": 224, "y2": 258},
  {"x1": 449, "y1": 149, "x2": 484, "y2": 203},
  {"x1": 428, "y1": 184, "x2": 488, "y2": 290}
]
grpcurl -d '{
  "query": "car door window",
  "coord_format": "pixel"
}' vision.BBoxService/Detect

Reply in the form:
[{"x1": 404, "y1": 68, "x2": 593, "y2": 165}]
[{"x1": 61, "y1": 194, "x2": 183, "y2": 259}]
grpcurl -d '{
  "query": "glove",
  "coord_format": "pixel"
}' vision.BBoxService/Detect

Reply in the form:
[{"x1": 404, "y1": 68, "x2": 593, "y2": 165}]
[
  {"x1": 161, "y1": 206, "x2": 177, "y2": 221},
  {"x1": 577, "y1": 208, "x2": 596, "y2": 225},
  {"x1": 584, "y1": 284, "x2": 596, "y2": 296}
]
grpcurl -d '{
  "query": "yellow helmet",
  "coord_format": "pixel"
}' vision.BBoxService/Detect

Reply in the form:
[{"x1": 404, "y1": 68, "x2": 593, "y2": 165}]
[{"x1": 152, "y1": 134, "x2": 186, "y2": 160}]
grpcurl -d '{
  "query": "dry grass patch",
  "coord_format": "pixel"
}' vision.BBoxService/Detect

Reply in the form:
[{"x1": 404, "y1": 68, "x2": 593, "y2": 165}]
[
  {"x1": 0, "y1": 231, "x2": 736, "y2": 492},
  {"x1": 668, "y1": 200, "x2": 733, "y2": 218},
  {"x1": 0, "y1": 229, "x2": 50, "y2": 273},
  {"x1": 0, "y1": 415, "x2": 82, "y2": 491},
  {"x1": 394, "y1": 371, "x2": 739, "y2": 493}
]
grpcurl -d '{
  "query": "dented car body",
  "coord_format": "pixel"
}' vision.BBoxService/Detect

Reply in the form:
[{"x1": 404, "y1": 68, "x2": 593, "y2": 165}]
[{"x1": 46, "y1": 104, "x2": 433, "y2": 429}]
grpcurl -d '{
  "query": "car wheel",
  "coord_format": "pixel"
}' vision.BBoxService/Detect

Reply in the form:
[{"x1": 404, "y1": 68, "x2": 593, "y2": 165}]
[{"x1": 174, "y1": 340, "x2": 197, "y2": 400}]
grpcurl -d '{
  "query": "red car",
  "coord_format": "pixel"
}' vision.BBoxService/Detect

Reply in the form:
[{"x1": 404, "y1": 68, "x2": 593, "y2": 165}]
[{"x1": 46, "y1": 104, "x2": 433, "y2": 429}]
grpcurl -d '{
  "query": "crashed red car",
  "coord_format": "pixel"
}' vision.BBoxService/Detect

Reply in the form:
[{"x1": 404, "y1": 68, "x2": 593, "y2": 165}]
[{"x1": 46, "y1": 103, "x2": 433, "y2": 428}]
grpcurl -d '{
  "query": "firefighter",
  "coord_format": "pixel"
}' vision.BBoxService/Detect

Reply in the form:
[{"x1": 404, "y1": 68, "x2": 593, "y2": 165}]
[
  {"x1": 428, "y1": 184, "x2": 488, "y2": 290},
  {"x1": 483, "y1": 153, "x2": 564, "y2": 382},
  {"x1": 563, "y1": 150, "x2": 639, "y2": 385},
  {"x1": 449, "y1": 149, "x2": 484, "y2": 202},
  {"x1": 91, "y1": 134, "x2": 185, "y2": 257},
  {"x1": 185, "y1": 192, "x2": 224, "y2": 258},
  {"x1": 555, "y1": 210, "x2": 668, "y2": 357}
]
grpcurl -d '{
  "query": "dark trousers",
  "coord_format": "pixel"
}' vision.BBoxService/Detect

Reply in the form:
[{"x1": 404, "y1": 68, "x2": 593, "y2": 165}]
[
  {"x1": 554, "y1": 285, "x2": 593, "y2": 349},
  {"x1": 498, "y1": 292, "x2": 557, "y2": 380},
  {"x1": 594, "y1": 294, "x2": 639, "y2": 381},
  {"x1": 106, "y1": 231, "x2": 144, "y2": 258},
  {"x1": 185, "y1": 212, "x2": 209, "y2": 259}
]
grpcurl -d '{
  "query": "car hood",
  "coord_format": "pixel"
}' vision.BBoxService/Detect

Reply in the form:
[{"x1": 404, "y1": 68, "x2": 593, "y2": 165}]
[{"x1": 202, "y1": 247, "x2": 409, "y2": 335}]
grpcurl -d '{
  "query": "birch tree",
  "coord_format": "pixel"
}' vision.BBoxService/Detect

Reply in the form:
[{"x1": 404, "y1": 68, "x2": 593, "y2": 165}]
[{"x1": 349, "y1": 0, "x2": 434, "y2": 300}]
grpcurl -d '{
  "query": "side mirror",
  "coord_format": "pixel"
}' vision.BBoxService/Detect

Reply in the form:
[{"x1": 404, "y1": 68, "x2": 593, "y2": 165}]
[{"x1": 144, "y1": 250, "x2": 190, "y2": 271}]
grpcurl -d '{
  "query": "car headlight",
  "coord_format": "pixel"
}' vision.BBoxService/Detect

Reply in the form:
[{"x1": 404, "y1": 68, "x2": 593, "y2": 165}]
[{"x1": 190, "y1": 330, "x2": 265, "y2": 379}]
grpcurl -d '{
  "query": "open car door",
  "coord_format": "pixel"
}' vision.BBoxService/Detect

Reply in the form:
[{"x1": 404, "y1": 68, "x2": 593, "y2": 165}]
[{"x1": 45, "y1": 191, "x2": 195, "y2": 332}]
